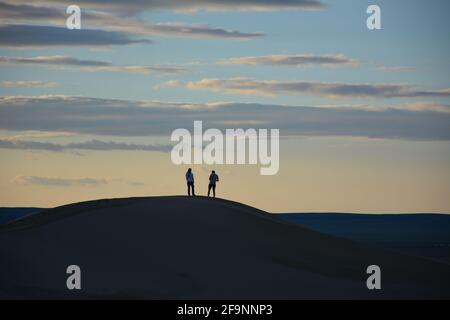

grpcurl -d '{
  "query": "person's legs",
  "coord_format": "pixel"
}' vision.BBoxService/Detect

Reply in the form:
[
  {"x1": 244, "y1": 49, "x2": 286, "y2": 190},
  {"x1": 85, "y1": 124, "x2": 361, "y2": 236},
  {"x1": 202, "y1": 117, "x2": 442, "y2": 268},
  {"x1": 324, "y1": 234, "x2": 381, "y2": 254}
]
[
  {"x1": 187, "y1": 182, "x2": 191, "y2": 196},
  {"x1": 212, "y1": 184, "x2": 216, "y2": 197},
  {"x1": 208, "y1": 184, "x2": 212, "y2": 197},
  {"x1": 192, "y1": 183, "x2": 195, "y2": 196}
]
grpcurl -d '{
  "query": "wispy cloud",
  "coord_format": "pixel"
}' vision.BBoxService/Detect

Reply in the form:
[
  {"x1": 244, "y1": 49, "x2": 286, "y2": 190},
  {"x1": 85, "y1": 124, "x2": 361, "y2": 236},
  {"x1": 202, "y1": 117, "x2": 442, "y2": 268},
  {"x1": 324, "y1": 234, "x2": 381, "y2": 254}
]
[
  {"x1": 9, "y1": 0, "x2": 325, "y2": 13},
  {"x1": 11, "y1": 175, "x2": 146, "y2": 187},
  {"x1": 0, "y1": 24, "x2": 151, "y2": 47},
  {"x1": 0, "y1": 80, "x2": 58, "y2": 88},
  {"x1": 219, "y1": 54, "x2": 359, "y2": 67},
  {"x1": 0, "y1": 2, "x2": 263, "y2": 40},
  {"x1": 11, "y1": 175, "x2": 110, "y2": 187},
  {"x1": 2, "y1": 131, "x2": 76, "y2": 140},
  {"x1": 376, "y1": 66, "x2": 419, "y2": 73},
  {"x1": 167, "y1": 78, "x2": 450, "y2": 99},
  {"x1": 0, "y1": 56, "x2": 186, "y2": 75},
  {"x1": 0, "y1": 138, "x2": 172, "y2": 152},
  {"x1": 1, "y1": 95, "x2": 450, "y2": 140},
  {"x1": 136, "y1": 22, "x2": 263, "y2": 39},
  {"x1": 318, "y1": 102, "x2": 450, "y2": 113}
]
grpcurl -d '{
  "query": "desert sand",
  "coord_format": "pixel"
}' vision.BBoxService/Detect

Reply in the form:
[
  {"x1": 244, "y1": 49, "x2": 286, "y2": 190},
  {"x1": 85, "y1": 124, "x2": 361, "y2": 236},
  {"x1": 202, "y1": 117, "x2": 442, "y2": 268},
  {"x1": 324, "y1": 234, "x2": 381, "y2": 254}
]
[{"x1": 1, "y1": 196, "x2": 449, "y2": 299}]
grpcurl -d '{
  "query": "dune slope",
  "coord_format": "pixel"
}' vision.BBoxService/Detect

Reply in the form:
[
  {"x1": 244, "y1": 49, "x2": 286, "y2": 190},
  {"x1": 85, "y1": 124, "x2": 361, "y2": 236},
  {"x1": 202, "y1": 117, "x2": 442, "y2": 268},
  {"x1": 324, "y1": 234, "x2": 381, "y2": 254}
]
[{"x1": 1, "y1": 196, "x2": 449, "y2": 299}]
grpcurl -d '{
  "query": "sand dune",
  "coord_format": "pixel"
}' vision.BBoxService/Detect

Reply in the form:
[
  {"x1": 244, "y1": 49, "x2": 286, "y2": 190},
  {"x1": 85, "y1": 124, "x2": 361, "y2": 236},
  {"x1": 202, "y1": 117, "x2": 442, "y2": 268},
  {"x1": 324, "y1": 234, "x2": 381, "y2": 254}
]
[{"x1": 1, "y1": 196, "x2": 449, "y2": 299}]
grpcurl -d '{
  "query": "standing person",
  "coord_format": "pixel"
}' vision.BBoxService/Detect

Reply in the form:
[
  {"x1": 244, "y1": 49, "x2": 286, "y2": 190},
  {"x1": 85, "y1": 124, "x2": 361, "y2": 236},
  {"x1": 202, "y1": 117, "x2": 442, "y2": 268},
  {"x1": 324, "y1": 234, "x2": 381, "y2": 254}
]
[
  {"x1": 186, "y1": 168, "x2": 195, "y2": 196},
  {"x1": 208, "y1": 170, "x2": 219, "y2": 198}
]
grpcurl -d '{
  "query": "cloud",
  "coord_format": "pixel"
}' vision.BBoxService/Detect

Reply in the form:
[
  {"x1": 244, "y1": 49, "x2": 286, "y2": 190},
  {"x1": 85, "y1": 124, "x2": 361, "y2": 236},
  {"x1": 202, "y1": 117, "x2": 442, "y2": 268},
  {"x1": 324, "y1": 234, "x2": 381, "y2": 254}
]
[
  {"x1": 319, "y1": 102, "x2": 450, "y2": 113},
  {"x1": 136, "y1": 22, "x2": 263, "y2": 39},
  {"x1": 1, "y1": 95, "x2": 450, "y2": 141},
  {"x1": 10, "y1": 175, "x2": 146, "y2": 187},
  {"x1": 376, "y1": 66, "x2": 418, "y2": 73},
  {"x1": 3, "y1": 131, "x2": 76, "y2": 140},
  {"x1": 11, "y1": 175, "x2": 110, "y2": 187},
  {"x1": 9, "y1": 0, "x2": 324, "y2": 13},
  {"x1": 0, "y1": 56, "x2": 111, "y2": 67},
  {"x1": 0, "y1": 2, "x2": 263, "y2": 40},
  {"x1": 0, "y1": 24, "x2": 151, "y2": 47},
  {"x1": 0, "y1": 138, "x2": 172, "y2": 152},
  {"x1": 0, "y1": 80, "x2": 58, "y2": 88},
  {"x1": 0, "y1": 56, "x2": 186, "y2": 75},
  {"x1": 0, "y1": 1, "x2": 64, "y2": 20},
  {"x1": 169, "y1": 78, "x2": 450, "y2": 98},
  {"x1": 219, "y1": 54, "x2": 359, "y2": 67}
]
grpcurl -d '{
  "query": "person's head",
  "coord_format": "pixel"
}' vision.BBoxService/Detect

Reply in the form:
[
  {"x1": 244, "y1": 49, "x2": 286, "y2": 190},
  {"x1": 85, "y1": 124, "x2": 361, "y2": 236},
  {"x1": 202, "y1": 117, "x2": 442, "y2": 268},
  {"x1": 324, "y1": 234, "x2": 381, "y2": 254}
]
[
  {"x1": 212, "y1": 170, "x2": 215, "y2": 174},
  {"x1": 187, "y1": 168, "x2": 192, "y2": 173}
]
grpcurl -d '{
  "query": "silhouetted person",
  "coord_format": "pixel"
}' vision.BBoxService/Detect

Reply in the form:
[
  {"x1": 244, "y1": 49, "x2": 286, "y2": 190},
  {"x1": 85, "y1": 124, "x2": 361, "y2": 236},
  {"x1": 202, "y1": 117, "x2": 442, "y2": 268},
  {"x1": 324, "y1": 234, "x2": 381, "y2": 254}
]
[
  {"x1": 208, "y1": 170, "x2": 219, "y2": 197},
  {"x1": 186, "y1": 168, "x2": 195, "y2": 196}
]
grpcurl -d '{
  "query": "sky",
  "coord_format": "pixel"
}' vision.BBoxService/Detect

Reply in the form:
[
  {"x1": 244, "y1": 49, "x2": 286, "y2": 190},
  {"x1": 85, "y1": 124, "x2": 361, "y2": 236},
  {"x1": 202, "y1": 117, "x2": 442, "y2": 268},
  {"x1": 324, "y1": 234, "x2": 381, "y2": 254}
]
[{"x1": 0, "y1": 0, "x2": 449, "y2": 213}]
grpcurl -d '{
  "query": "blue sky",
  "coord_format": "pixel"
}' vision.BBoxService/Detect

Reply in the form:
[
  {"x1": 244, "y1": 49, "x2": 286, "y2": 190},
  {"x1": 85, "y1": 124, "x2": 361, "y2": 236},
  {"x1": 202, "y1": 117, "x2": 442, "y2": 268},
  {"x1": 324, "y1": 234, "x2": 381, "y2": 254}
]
[{"x1": 1, "y1": 0, "x2": 449, "y2": 107}]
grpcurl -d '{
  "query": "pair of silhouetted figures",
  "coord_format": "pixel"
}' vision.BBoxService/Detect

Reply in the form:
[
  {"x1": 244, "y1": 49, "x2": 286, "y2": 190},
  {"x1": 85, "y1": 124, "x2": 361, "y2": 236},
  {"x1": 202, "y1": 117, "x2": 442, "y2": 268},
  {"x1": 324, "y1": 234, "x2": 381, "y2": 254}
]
[{"x1": 185, "y1": 168, "x2": 219, "y2": 197}]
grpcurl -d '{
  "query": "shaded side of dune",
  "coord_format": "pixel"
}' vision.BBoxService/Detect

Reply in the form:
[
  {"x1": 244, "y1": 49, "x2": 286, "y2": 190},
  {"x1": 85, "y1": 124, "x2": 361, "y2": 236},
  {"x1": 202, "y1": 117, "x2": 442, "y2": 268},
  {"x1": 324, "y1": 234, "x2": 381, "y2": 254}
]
[{"x1": 1, "y1": 196, "x2": 450, "y2": 299}]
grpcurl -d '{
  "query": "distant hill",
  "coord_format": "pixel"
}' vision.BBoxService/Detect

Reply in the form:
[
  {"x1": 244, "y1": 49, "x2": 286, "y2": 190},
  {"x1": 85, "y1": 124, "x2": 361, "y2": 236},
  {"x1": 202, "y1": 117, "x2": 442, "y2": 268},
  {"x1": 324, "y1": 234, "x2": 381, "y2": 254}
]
[
  {"x1": 279, "y1": 213, "x2": 450, "y2": 264},
  {"x1": 0, "y1": 207, "x2": 44, "y2": 224},
  {"x1": 1, "y1": 196, "x2": 450, "y2": 299}
]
